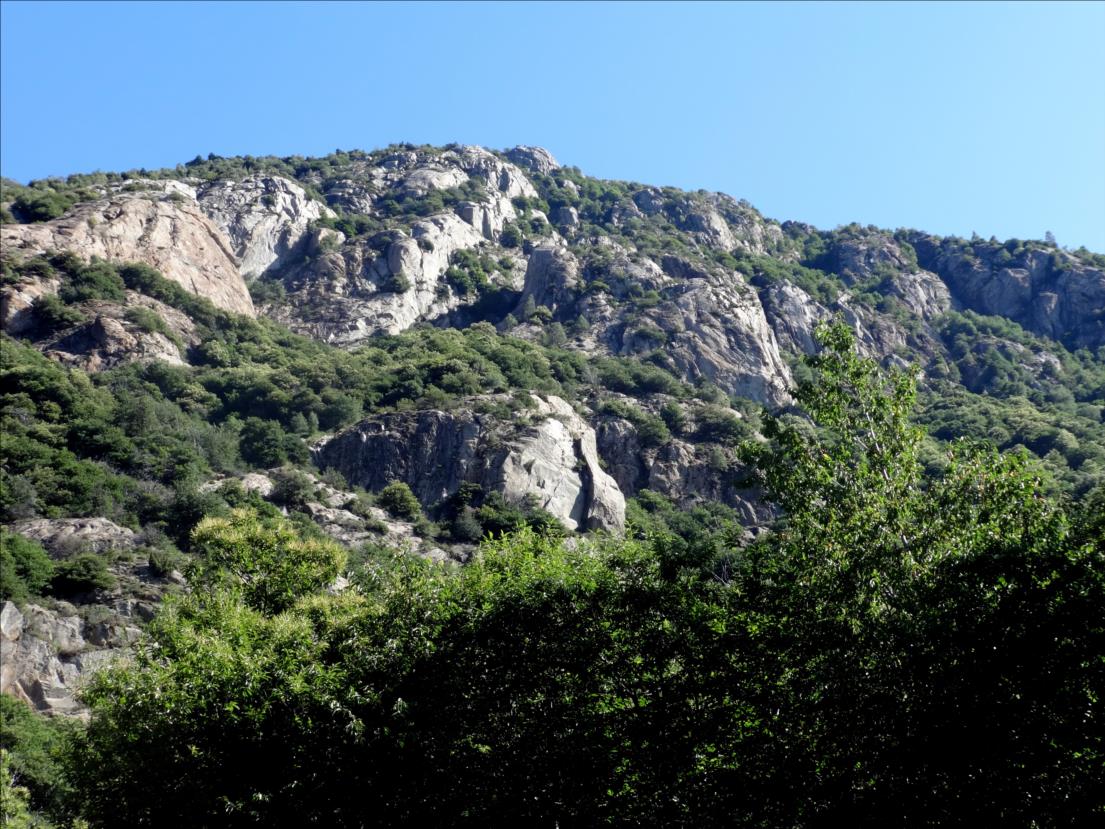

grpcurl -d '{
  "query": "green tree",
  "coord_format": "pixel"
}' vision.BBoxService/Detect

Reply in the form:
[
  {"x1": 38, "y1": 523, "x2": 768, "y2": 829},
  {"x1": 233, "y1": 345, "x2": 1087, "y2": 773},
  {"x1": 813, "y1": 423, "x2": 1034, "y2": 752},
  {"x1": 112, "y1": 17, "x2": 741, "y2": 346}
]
[
  {"x1": 0, "y1": 749, "x2": 35, "y2": 829},
  {"x1": 189, "y1": 509, "x2": 346, "y2": 614},
  {"x1": 238, "y1": 417, "x2": 287, "y2": 467},
  {"x1": 741, "y1": 322, "x2": 1105, "y2": 825},
  {"x1": 377, "y1": 481, "x2": 421, "y2": 521}
]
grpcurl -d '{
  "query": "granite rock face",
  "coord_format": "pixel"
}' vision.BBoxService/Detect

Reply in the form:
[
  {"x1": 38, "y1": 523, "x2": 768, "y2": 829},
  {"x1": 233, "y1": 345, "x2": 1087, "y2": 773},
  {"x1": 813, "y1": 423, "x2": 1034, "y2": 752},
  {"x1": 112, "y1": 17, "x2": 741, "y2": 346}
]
[
  {"x1": 197, "y1": 175, "x2": 331, "y2": 278},
  {"x1": 504, "y1": 145, "x2": 560, "y2": 176},
  {"x1": 314, "y1": 394, "x2": 625, "y2": 533},
  {"x1": 514, "y1": 245, "x2": 581, "y2": 318},
  {"x1": 0, "y1": 193, "x2": 255, "y2": 316},
  {"x1": 0, "y1": 600, "x2": 135, "y2": 717},
  {"x1": 593, "y1": 417, "x2": 772, "y2": 527},
  {"x1": 910, "y1": 234, "x2": 1105, "y2": 349},
  {"x1": 9, "y1": 517, "x2": 138, "y2": 557},
  {"x1": 270, "y1": 212, "x2": 488, "y2": 343}
]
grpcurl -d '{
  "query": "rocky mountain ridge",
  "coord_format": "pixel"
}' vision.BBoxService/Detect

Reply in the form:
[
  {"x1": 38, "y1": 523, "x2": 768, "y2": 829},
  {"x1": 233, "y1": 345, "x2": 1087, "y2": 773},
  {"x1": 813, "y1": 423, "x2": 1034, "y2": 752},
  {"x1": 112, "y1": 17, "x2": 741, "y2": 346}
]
[{"x1": 2, "y1": 143, "x2": 1103, "y2": 715}]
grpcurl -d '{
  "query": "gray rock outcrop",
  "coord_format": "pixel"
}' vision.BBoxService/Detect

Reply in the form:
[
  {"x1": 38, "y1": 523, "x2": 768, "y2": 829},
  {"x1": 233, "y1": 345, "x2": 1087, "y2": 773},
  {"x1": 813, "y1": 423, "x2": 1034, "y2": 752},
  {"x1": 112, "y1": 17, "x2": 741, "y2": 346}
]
[
  {"x1": 10, "y1": 517, "x2": 138, "y2": 557},
  {"x1": 505, "y1": 145, "x2": 560, "y2": 176},
  {"x1": 315, "y1": 394, "x2": 625, "y2": 533},
  {"x1": 197, "y1": 175, "x2": 330, "y2": 278},
  {"x1": 910, "y1": 235, "x2": 1105, "y2": 349},
  {"x1": 761, "y1": 282, "x2": 829, "y2": 355},
  {"x1": 0, "y1": 600, "x2": 132, "y2": 717},
  {"x1": 594, "y1": 418, "x2": 772, "y2": 526},
  {"x1": 0, "y1": 193, "x2": 255, "y2": 317},
  {"x1": 515, "y1": 245, "x2": 580, "y2": 317},
  {"x1": 629, "y1": 258, "x2": 792, "y2": 405},
  {"x1": 0, "y1": 270, "x2": 61, "y2": 335}
]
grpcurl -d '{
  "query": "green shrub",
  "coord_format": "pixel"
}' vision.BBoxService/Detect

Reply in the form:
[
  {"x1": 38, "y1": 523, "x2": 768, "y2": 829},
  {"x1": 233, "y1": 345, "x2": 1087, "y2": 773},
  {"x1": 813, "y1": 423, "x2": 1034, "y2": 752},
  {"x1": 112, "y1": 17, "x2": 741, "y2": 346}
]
[
  {"x1": 12, "y1": 189, "x2": 76, "y2": 222},
  {"x1": 32, "y1": 293, "x2": 86, "y2": 332},
  {"x1": 0, "y1": 530, "x2": 54, "y2": 602},
  {"x1": 51, "y1": 553, "x2": 117, "y2": 596},
  {"x1": 58, "y1": 257, "x2": 126, "y2": 303},
  {"x1": 380, "y1": 271, "x2": 411, "y2": 293},
  {"x1": 0, "y1": 695, "x2": 77, "y2": 821},
  {"x1": 239, "y1": 418, "x2": 289, "y2": 468},
  {"x1": 147, "y1": 546, "x2": 186, "y2": 579},
  {"x1": 695, "y1": 405, "x2": 748, "y2": 445},
  {"x1": 378, "y1": 481, "x2": 422, "y2": 520}
]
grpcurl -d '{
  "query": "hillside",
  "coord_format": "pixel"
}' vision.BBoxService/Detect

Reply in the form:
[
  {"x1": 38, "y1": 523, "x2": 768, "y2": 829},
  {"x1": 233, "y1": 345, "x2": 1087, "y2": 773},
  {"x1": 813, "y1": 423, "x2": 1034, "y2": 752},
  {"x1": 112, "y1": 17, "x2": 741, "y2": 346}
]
[{"x1": 0, "y1": 144, "x2": 1102, "y2": 826}]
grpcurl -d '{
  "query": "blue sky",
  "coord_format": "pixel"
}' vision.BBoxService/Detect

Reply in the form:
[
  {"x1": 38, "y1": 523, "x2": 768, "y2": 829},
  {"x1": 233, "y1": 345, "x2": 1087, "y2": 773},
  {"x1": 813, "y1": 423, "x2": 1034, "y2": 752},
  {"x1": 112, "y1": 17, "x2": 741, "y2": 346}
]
[{"x1": 2, "y1": 1, "x2": 1103, "y2": 249}]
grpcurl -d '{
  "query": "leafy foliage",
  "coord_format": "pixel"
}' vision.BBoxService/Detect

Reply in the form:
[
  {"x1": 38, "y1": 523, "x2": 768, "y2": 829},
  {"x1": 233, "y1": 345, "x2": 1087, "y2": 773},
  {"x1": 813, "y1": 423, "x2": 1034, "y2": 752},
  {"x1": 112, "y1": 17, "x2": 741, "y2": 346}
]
[
  {"x1": 0, "y1": 530, "x2": 54, "y2": 602},
  {"x1": 190, "y1": 509, "x2": 346, "y2": 614},
  {"x1": 60, "y1": 327, "x2": 1103, "y2": 826}
]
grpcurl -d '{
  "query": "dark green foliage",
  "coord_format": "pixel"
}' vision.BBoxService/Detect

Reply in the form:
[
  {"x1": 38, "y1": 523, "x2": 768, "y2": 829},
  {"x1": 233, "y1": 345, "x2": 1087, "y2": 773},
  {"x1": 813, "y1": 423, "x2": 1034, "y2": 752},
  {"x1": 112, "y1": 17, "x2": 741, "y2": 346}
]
[
  {"x1": 444, "y1": 248, "x2": 504, "y2": 297},
  {"x1": 4, "y1": 148, "x2": 1100, "y2": 825},
  {"x1": 595, "y1": 356, "x2": 685, "y2": 397},
  {"x1": 499, "y1": 222, "x2": 523, "y2": 248},
  {"x1": 51, "y1": 553, "x2": 116, "y2": 597},
  {"x1": 32, "y1": 293, "x2": 86, "y2": 332},
  {"x1": 238, "y1": 417, "x2": 290, "y2": 467},
  {"x1": 268, "y1": 468, "x2": 317, "y2": 511},
  {"x1": 146, "y1": 545, "x2": 186, "y2": 579},
  {"x1": 315, "y1": 213, "x2": 382, "y2": 239},
  {"x1": 0, "y1": 529, "x2": 53, "y2": 602},
  {"x1": 11, "y1": 188, "x2": 78, "y2": 222},
  {"x1": 445, "y1": 506, "x2": 482, "y2": 542},
  {"x1": 377, "y1": 481, "x2": 421, "y2": 520},
  {"x1": 660, "y1": 401, "x2": 686, "y2": 435},
  {"x1": 0, "y1": 695, "x2": 79, "y2": 822},
  {"x1": 736, "y1": 252, "x2": 843, "y2": 304},
  {"x1": 60, "y1": 326, "x2": 1103, "y2": 827},
  {"x1": 473, "y1": 491, "x2": 565, "y2": 538},
  {"x1": 379, "y1": 270, "x2": 411, "y2": 293},
  {"x1": 695, "y1": 404, "x2": 750, "y2": 445},
  {"x1": 57, "y1": 257, "x2": 126, "y2": 303}
]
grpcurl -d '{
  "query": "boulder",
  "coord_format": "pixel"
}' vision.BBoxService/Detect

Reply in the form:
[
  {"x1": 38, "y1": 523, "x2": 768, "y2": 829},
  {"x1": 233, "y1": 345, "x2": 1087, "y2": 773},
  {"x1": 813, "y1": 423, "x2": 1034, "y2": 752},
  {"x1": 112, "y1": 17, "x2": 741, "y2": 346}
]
[
  {"x1": 9, "y1": 517, "x2": 137, "y2": 557},
  {"x1": 505, "y1": 146, "x2": 560, "y2": 176}
]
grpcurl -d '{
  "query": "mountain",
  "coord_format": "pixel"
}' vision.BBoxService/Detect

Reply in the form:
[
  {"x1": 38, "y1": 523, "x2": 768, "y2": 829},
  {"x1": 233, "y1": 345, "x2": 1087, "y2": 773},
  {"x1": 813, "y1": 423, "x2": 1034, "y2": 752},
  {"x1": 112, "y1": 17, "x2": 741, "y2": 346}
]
[{"x1": 2, "y1": 143, "x2": 1104, "y2": 717}]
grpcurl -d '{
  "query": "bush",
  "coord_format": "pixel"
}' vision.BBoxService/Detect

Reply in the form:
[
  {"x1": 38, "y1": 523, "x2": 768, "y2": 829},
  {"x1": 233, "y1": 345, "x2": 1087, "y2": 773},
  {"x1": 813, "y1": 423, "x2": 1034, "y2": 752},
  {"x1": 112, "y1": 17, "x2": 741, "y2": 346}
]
[
  {"x1": 380, "y1": 271, "x2": 411, "y2": 293},
  {"x1": 270, "y1": 469, "x2": 317, "y2": 511},
  {"x1": 12, "y1": 190, "x2": 76, "y2": 222},
  {"x1": 33, "y1": 293, "x2": 86, "y2": 332},
  {"x1": 190, "y1": 509, "x2": 346, "y2": 614},
  {"x1": 0, "y1": 530, "x2": 54, "y2": 602},
  {"x1": 695, "y1": 405, "x2": 747, "y2": 445},
  {"x1": 147, "y1": 546, "x2": 186, "y2": 579},
  {"x1": 58, "y1": 257, "x2": 126, "y2": 303},
  {"x1": 449, "y1": 507, "x2": 485, "y2": 542},
  {"x1": 500, "y1": 223, "x2": 523, "y2": 248},
  {"x1": 51, "y1": 553, "x2": 117, "y2": 597},
  {"x1": 239, "y1": 418, "x2": 288, "y2": 468},
  {"x1": 378, "y1": 481, "x2": 422, "y2": 521},
  {"x1": 0, "y1": 695, "x2": 77, "y2": 821}
]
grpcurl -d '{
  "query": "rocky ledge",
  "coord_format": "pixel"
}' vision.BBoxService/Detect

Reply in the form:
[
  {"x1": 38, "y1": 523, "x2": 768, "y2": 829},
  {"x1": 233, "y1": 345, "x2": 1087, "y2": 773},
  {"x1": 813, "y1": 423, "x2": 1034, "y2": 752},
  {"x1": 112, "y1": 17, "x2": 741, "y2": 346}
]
[{"x1": 314, "y1": 394, "x2": 626, "y2": 534}]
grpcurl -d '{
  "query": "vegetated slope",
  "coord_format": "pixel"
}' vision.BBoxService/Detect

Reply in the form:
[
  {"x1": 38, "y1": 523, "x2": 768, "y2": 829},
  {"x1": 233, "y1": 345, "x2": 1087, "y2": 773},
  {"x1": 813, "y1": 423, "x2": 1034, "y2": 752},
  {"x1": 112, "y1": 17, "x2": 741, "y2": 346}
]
[{"x1": 1, "y1": 143, "x2": 1102, "y2": 826}]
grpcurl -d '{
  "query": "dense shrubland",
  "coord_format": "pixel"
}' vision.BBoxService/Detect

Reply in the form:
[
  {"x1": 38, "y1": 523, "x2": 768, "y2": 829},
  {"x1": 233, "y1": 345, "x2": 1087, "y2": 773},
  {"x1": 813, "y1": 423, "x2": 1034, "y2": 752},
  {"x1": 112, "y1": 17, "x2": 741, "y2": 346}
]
[{"x1": 4, "y1": 325, "x2": 1100, "y2": 827}]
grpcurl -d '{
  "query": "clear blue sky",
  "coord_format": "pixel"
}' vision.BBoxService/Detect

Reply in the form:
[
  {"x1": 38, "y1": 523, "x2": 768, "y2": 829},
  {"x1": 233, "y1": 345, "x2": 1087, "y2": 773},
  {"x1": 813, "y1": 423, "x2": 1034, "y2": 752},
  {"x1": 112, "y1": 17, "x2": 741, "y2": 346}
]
[{"x1": 3, "y1": 1, "x2": 1103, "y2": 249}]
